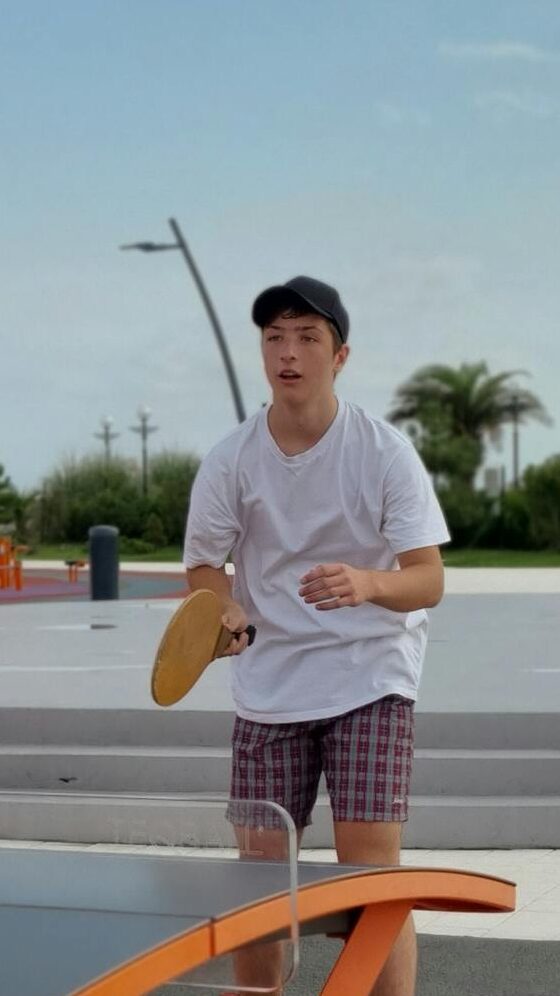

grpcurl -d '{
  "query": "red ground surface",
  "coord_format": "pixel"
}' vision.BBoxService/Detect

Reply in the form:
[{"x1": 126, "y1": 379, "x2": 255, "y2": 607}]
[{"x1": 0, "y1": 568, "x2": 188, "y2": 603}]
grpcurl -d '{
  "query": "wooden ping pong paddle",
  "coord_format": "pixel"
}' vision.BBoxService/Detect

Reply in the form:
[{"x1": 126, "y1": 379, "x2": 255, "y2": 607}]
[{"x1": 151, "y1": 589, "x2": 256, "y2": 707}]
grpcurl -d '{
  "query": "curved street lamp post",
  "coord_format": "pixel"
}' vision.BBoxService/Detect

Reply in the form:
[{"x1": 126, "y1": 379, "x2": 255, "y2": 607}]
[{"x1": 120, "y1": 218, "x2": 247, "y2": 424}]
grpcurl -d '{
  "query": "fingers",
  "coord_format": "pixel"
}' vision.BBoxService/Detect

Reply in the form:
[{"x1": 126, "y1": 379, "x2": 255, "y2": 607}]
[
  {"x1": 219, "y1": 603, "x2": 251, "y2": 657},
  {"x1": 228, "y1": 632, "x2": 249, "y2": 656},
  {"x1": 300, "y1": 563, "x2": 341, "y2": 585},
  {"x1": 222, "y1": 610, "x2": 248, "y2": 632},
  {"x1": 299, "y1": 563, "x2": 363, "y2": 610},
  {"x1": 299, "y1": 563, "x2": 349, "y2": 606},
  {"x1": 221, "y1": 604, "x2": 248, "y2": 633},
  {"x1": 299, "y1": 565, "x2": 344, "y2": 596},
  {"x1": 219, "y1": 624, "x2": 250, "y2": 658},
  {"x1": 316, "y1": 596, "x2": 352, "y2": 611},
  {"x1": 300, "y1": 582, "x2": 350, "y2": 604}
]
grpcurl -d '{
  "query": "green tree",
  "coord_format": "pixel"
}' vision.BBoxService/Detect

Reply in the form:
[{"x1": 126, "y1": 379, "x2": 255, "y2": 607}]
[
  {"x1": 404, "y1": 400, "x2": 481, "y2": 487},
  {"x1": 11, "y1": 491, "x2": 39, "y2": 545},
  {"x1": 387, "y1": 362, "x2": 552, "y2": 486},
  {"x1": 0, "y1": 467, "x2": 38, "y2": 546},
  {"x1": 0, "y1": 464, "x2": 16, "y2": 527}
]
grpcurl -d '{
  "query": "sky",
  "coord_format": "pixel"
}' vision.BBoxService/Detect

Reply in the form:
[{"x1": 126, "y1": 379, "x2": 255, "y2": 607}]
[{"x1": 2, "y1": 0, "x2": 559, "y2": 491}]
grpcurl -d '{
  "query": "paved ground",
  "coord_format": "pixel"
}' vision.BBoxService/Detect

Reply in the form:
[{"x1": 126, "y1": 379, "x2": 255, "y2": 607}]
[
  {"x1": 1, "y1": 586, "x2": 559, "y2": 713},
  {"x1": 1, "y1": 564, "x2": 560, "y2": 944}
]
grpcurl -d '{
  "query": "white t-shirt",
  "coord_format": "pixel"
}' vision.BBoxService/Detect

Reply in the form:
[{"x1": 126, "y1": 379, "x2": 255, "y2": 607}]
[{"x1": 184, "y1": 399, "x2": 450, "y2": 723}]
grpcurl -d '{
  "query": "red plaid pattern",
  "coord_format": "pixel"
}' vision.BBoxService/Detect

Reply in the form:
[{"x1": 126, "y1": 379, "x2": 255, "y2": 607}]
[{"x1": 229, "y1": 696, "x2": 414, "y2": 828}]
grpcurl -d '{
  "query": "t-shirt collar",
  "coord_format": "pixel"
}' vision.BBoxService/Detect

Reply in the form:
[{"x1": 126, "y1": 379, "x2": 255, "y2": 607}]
[{"x1": 262, "y1": 398, "x2": 346, "y2": 464}]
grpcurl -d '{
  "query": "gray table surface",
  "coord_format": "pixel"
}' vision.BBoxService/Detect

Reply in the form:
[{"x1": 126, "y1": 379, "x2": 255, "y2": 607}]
[{"x1": 0, "y1": 848, "x2": 384, "y2": 996}]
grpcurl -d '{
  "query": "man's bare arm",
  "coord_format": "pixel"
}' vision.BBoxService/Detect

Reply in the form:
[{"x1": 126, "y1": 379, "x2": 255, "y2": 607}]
[
  {"x1": 186, "y1": 565, "x2": 236, "y2": 609},
  {"x1": 186, "y1": 565, "x2": 249, "y2": 655},
  {"x1": 298, "y1": 546, "x2": 444, "y2": 613}
]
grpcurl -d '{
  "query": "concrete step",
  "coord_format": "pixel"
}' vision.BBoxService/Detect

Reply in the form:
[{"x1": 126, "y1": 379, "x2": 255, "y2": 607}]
[
  {"x1": 410, "y1": 749, "x2": 560, "y2": 796},
  {"x1": 405, "y1": 795, "x2": 560, "y2": 848},
  {"x1": 0, "y1": 745, "x2": 232, "y2": 793},
  {"x1": 2, "y1": 790, "x2": 560, "y2": 848},
  {"x1": 1, "y1": 745, "x2": 559, "y2": 796},
  {"x1": 1, "y1": 708, "x2": 559, "y2": 749}
]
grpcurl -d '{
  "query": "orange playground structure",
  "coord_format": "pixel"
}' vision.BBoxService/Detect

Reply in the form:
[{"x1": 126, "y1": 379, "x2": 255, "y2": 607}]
[
  {"x1": 65, "y1": 558, "x2": 88, "y2": 582},
  {"x1": 0, "y1": 536, "x2": 25, "y2": 591}
]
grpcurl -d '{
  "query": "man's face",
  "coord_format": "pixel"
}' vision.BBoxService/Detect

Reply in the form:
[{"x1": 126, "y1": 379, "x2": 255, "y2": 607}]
[{"x1": 261, "y1": 312, "x2": 349, "y2": 401}]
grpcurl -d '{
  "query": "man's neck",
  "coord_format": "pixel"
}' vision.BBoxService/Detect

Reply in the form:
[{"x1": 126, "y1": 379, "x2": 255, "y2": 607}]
[{"x1": 267, "y1": 394, "x2": 339, "y2": 456}]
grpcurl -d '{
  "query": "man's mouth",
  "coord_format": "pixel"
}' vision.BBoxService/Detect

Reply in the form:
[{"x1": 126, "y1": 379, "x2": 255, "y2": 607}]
[{"x1": 278, "y1": 371, "x2": 302, "y2": 381}]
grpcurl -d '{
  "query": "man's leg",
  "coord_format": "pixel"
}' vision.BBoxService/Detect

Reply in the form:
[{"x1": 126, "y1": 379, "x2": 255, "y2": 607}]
[
  {"x1": 334, "y1": 820, "x2": 416, "y2": 996},
  {"x1": 224, "y1": 715, "x2": 320, "y2": 994},
  {"x1": 225, "y1": 826, "x2": 304, "y2": 994},
  {"x1": 323, "y1": 695, "x2": 416, "y2": 996}
]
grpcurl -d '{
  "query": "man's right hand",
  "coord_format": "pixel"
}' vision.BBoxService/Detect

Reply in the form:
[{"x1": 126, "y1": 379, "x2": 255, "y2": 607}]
[{"x1": 219, "y1": 602, "x2": 250, "y2": 657}]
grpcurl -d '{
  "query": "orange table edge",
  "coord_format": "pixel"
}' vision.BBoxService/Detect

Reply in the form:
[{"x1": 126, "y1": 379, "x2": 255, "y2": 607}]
[{"x1": 72, "y1": 866, "x2": 516, "y2": 996}]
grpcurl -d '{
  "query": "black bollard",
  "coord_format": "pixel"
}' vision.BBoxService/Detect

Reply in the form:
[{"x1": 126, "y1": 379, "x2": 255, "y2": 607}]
[{"x1": 89, "y1": 525, "x2": 119, "y2": 600}]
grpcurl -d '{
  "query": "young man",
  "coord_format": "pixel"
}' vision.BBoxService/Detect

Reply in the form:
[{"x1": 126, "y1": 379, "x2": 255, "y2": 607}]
[{"x1": 185, "y1": 275, "x2": 450, "y2": 995}]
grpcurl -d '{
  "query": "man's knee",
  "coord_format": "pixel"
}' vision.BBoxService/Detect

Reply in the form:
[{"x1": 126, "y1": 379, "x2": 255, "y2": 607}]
[
  {"x1": 333, "y1": 819, "x2": 403, "y2": 865},
  {"x1": 235, "y1": 826, "x2": 304, "y2": 860}
]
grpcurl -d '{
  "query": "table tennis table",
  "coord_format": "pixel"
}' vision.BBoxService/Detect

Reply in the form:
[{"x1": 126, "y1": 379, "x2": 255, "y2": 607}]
[{"x1": 0, "y1": 845, "x2": 515, "y2": 996}]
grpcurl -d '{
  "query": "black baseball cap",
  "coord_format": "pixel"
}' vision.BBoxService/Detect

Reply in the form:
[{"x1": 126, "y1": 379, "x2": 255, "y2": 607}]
[{"x1": 252, "y1": 276, "x2": 349, "y2": 344}]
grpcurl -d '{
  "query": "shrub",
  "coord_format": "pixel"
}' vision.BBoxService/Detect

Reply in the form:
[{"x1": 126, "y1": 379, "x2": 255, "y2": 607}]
[
  {"x1": 39, "y1": 456, "x2": 143, "y2": 542},
  {"x1": 437, "y1": 482, "x2": 495, "y2": 548},
  {"x1": 523, "y1": 455, "x2": 560, "y2": 550},
  {"x1": 37, "y1": 450, "x2": 201, "y2": 547},
  {"x1": 120, "y1": 537, "x2": 155, "y2": 555},
  {"x1": 149, "y1": 451, "x2": 200, "y2": 545},
  {"x1": 498, "y1": 488, "x2": 533, "y2": 549},
  {"x1": 142, "y1": 512, "x2": 168, "y2": 549}
]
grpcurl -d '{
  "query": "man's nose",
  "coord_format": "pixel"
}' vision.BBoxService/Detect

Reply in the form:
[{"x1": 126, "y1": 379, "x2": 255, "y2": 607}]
[{"x1": 280, "y1": 339, "x2": 298, "y2": 361}]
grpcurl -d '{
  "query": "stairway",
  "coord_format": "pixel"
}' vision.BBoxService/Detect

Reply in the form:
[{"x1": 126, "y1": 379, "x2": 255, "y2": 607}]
[{"x1": 1, "y1": 707, "x2": 559, "y2": 848}]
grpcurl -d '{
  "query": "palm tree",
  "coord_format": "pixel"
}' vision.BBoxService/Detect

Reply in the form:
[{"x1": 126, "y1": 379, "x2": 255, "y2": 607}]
[{"x1": 387, "y1": 362, "x2": 552, "y2": 486}]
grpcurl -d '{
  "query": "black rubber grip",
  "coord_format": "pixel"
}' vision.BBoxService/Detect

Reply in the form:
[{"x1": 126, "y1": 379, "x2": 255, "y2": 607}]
[{"x1": 233, "y1": 624, "x2": 256, "y2": 646}]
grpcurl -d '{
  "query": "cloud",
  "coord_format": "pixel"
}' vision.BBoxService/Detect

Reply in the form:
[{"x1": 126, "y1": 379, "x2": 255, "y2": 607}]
[
  {"x1": 475, "y1": 89, "x2": 555, "y2": 119},
  {"x1": 439, "y1": 41, "x2": 557, "y2": 63}
]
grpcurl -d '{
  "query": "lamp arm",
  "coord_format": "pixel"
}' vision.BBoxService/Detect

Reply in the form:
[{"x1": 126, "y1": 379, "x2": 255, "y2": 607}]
[{"x1": 168, "y1": 218, "x2": 246, "y2": 423}]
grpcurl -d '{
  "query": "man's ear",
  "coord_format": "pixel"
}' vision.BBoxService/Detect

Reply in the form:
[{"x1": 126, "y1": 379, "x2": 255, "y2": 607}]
[{"x1": 334, "y1": 344, "x2": 350, "y2": 374}]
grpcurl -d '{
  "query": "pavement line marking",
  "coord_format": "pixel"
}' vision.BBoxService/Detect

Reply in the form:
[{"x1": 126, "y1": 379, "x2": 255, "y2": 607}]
[{"x1": 520, "y1": 668, "x2": 560, "y2": 673}]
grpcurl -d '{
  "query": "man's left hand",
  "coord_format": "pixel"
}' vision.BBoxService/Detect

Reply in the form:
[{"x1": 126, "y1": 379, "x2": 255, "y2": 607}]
[{"x1": 298, "y1": 563, "x2": 374, "y2": 610}]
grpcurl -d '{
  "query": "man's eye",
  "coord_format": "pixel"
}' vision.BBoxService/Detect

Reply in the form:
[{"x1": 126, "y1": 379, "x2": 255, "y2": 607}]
[{"x1": 302, "y1": 336, "x2": 317, "y2": 343}]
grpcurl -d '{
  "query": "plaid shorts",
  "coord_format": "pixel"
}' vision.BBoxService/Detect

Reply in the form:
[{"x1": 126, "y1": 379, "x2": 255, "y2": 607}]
[{"x1": 228, "y1": 696, "x2": 414, "y2": 829}]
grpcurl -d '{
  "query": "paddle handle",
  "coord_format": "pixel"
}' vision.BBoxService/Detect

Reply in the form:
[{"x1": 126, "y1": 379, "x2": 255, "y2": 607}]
[
  {"x1": 214, "y1": 623, "x2": 257, "y2": 658},
  {"x1": 238, "y1": 624, "x2": 256, "y2": 646}
]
